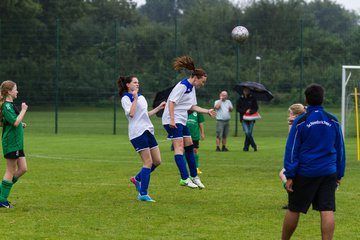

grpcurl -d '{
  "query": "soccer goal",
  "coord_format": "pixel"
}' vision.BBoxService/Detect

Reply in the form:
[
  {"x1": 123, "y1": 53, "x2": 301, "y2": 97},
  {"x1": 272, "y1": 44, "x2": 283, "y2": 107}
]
[{"x1": 341, "y1": 65, "x2": 360, "y2": 139}]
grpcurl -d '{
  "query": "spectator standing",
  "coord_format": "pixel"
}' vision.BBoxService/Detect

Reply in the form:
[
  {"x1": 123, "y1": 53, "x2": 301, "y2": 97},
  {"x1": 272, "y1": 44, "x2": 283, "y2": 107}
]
[
  {"x1": 214, "y1": 91, "x2": 233, "y2": 151},
  {"x1": 236, "y1": 87, "x2": 258, "y2": 152}
]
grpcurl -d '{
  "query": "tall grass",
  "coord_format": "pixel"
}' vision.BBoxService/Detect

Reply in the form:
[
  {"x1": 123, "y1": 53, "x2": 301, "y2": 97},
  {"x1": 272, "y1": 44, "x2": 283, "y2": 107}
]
[{"x1": 0, "y1": 106, "x2": 358, "y2": 239}]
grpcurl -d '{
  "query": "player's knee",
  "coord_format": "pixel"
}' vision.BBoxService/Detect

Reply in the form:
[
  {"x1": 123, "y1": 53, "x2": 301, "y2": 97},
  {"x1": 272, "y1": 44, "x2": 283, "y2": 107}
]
[{"x1": 184, "y1": 145, "x2": 194, "y2": 152}]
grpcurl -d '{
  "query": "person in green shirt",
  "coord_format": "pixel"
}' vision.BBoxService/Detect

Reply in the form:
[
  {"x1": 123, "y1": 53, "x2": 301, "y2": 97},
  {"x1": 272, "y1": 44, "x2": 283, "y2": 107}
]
[
  {"x1": 186, "y1": 111, "x2": 205, "y2": 174},
  {"x1": 0, "y1": 80, "x2": 28, "y2": 208}
]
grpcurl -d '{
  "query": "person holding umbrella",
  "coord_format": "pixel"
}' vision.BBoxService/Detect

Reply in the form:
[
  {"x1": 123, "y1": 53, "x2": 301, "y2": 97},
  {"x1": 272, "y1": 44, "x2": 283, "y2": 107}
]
[
  {"x1": 162, "y1": 56, "x2": 216, "y2": 189},
  {"x1": 236, "y1": 87, "x2": 258, "y2": 152}
]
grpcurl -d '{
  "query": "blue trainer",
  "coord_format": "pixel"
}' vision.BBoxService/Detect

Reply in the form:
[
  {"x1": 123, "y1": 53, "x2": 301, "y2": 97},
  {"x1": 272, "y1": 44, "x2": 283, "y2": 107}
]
[
  {"x1": 130, "y1": 177, "x2": 141, "y2": 192},
  {"x1": 0, "y1": 201, "x2": 13, "y2": 208},
  {"x1": 137, "y1": 194, "x2": 155, "y2": 202}
]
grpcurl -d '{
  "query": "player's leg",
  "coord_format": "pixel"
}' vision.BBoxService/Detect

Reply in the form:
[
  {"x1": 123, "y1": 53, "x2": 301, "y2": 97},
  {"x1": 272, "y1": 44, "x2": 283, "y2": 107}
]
[
  {"x1": 13, "y1": 156, "x2": 27, "y2": 184},
  {"x1": 281, "y1": 210, "x2": 300, "y2": 240},
  {"x1": 183, "y1": 136, "x2": 196, "y2": 177},
  {"x1": 184, "y1": 136, "x2": 205, "y2": 189},
  {"x1": 148, "y1": 131, "x2": 161, "y2": 171},
  {"x1": 164, "y1": 124, "x2": 197, "y2": 188},
  {"x1": 192, "y1": 141, "x2": 201, "y2": 174},
  {"x1": 0, "y1": 158, "x2": 17, "y2": 208},
  {"x1": 137, "y1": 149, "x2": 155, "y2": 202}
]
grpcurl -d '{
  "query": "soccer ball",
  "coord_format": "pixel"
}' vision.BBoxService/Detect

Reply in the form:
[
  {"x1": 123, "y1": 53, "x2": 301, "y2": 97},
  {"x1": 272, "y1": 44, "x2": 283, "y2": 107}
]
[{"x1": 231, "y1": 26, "x2": 249, "y2": 43}]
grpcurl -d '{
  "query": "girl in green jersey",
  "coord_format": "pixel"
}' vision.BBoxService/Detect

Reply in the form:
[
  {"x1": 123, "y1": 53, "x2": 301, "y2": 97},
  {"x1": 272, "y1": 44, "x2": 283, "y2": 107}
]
[{"x1": 0, "y1": 80, "x2": 28, "y2": 208}]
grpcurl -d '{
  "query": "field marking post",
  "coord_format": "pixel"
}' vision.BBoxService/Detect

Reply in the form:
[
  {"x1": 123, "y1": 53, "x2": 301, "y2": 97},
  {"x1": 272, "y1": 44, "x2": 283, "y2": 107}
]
[{"x1": 355, "y1": 87, "x2": 360, "y2": 160}]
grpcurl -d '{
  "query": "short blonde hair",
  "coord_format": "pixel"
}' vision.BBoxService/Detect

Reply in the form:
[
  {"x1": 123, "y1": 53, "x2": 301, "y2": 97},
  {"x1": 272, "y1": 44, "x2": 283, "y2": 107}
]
[{"x1": 288, "y1": 103, "x2": 306, "y2": 117}]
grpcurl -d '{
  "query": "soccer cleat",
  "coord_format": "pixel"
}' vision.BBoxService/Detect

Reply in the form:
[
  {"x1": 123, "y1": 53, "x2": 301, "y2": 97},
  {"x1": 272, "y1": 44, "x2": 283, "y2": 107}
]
[
  {"x1": 216, "y1": 146, "x2": 221, "y2": 152},
  {"x1": 197, "y1": 168, "x2": 202, "y2": 175},
  {"x1": 179, "y1": 178, "x2": 198, "y2": 188},
  {"x1": 192, "y1": 176, "x2": 205, "y2": 189},
  {"x1": 137, "y1": 194, "x2": 155, "y2": 202},
  {"x1": 0, "y1": 201, "x2": 13, "y2": 208},
  {"x1": 130, "y1": 177, "x2": 141, "y2": 192}
]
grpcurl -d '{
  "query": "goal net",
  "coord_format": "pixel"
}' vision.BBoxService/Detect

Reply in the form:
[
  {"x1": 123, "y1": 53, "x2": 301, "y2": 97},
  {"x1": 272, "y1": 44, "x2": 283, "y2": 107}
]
[{"x1": 341, "y1": 65, "x2": 360, "y2": 138}]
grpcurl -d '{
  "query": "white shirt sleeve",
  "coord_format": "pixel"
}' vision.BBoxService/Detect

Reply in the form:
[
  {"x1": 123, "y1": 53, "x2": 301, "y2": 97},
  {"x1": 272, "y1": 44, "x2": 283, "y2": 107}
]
[
  {"x1": 168, "y1": 84, "x2": 186, "y2": 104},
  {"x1": 121, "y1": 96, "x2": 132, "y2": 116}
]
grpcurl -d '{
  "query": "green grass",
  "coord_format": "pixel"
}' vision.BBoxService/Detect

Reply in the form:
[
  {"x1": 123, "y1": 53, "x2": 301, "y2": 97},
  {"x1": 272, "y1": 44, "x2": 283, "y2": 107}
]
[{"x1": 0, "y1": 106, "x2": 359, "y2": 239}]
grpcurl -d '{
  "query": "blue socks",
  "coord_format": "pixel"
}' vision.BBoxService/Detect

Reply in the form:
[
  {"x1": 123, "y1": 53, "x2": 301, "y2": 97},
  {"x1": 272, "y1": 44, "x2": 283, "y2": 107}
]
[
  {"x1": 175, "y1": 154, "x2": 189, "y2": 180},
  {"x1": 139, "y1": 167, "x2": 151, "y2": 196},
  {"x1": 184, "y1": 145, "x2": 197, "y2": 178},
  {"x1": 135, "y1": 164, "x2": 158, "y2": 182}
]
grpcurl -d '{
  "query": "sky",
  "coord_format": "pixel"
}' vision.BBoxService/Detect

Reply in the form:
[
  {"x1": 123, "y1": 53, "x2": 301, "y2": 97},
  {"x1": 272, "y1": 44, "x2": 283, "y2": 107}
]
[{"x1": 131, "y1": 0, "x2": 360, "y2": 12}]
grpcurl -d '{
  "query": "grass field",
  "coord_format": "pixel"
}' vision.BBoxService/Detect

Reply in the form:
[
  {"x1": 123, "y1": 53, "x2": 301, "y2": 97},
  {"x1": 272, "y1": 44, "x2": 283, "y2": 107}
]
[{"x1": 0, "y1": 106, "x2": 359, "y2": 239}]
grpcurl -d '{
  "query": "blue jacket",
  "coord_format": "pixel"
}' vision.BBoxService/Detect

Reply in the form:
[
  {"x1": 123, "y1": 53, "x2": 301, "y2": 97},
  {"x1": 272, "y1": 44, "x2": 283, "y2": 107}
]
[{"x1": 284, "y1": 105, "x2": 346, "y2": 180}]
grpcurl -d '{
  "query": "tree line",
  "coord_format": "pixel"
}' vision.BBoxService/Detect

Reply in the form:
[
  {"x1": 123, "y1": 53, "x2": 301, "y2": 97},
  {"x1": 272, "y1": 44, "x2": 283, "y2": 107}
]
[{"x1": 0, "y1": 0, "x2": 359, "y2": 106}]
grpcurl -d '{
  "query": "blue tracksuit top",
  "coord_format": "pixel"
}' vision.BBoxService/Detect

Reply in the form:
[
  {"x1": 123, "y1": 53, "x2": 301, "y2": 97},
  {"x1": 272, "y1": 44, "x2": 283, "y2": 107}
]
[{"x1": 283, "y1": 105, "x2": 346, "y2": 180}]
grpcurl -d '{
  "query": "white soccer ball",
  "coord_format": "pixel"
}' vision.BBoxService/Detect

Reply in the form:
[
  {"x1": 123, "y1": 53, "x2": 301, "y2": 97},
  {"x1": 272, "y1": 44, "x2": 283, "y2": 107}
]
[{"x1": 231, "y1": 26, "x2": 249, "y2": 43}]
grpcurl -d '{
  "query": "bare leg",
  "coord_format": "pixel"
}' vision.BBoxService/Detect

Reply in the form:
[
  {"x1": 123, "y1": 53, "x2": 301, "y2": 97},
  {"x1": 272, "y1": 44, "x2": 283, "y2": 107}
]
[
  {"x1": 216, "y1": 137, "x2": 220, "y2": 147},
  {"x1": 320, "y1": 211, "x2": 335, "y2": 240},
  {"x1": 4, "y1": 159, "x2": 17, "y2": 181},
  {"x1": 282, "y1": 210, "x2": 300, "y2": 240},
  {"x1": 222, "y1": 137, "x2": 227, "y2": 146},
  {"x1": 139, "y1": 149, "x2": 153, "y2": 168},
  {"x1": 14, "y1": 157, "x2": 28, "y2": 179},
  {"x1": 150, "y1": 147, "x2": 161, "y2": 166}
]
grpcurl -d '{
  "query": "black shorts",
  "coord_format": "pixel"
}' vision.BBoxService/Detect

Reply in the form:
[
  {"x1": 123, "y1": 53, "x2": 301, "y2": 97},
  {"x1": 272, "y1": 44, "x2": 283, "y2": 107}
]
[
  {"x1": 288, "y1": 173, "x2": 337, "y2": 214},
  {"x1": 192, "y1": 140, "x2": 199, "y2": 149},
  {"x1": 4, "y1": 150, "x2": 25, "y2": 159}
]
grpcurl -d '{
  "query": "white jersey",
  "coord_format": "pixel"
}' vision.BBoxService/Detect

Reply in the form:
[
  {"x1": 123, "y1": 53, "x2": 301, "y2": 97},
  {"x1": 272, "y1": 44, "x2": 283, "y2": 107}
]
[
  {"x1": 214, "y1": 99, "x2": 233, "y2": 121},
  {"x1": 121, "y1": 93, "x2": 154, "y2": 140},
  {"x1": 162, "y1": 79, "x2": 197, "y2": 125}
]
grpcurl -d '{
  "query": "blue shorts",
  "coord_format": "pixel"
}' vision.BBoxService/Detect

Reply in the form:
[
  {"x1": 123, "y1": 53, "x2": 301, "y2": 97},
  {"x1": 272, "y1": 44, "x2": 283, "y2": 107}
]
[
  {"x1": 163, "y1": 124, "x2": 191, "y2": 140},
  {"x1": 130, "y1": 130, "x2": 158, "y2": 152}
]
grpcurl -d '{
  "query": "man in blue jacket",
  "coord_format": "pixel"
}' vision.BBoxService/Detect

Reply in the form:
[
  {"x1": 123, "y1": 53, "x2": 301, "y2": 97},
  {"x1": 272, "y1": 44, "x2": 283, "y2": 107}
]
[{"x1": 282, "y1": 84, "x2": 346, "y2": 240}]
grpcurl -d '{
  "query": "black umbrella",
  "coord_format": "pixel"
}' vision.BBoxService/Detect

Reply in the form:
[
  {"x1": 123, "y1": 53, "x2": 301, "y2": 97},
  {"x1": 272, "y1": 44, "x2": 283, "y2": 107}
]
[
  {"x1": 234, "y1": 82, "x2": 274, "y2": 101},
  {"x1": 152, "y1": 85, "x2": 175, "y2": 117}
]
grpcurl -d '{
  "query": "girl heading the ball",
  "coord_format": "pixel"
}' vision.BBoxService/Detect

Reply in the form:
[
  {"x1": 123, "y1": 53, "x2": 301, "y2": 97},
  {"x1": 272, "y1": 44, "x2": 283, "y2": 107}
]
[{"x1": 162, "y1": 56, "x2": 216, "y2": 189}]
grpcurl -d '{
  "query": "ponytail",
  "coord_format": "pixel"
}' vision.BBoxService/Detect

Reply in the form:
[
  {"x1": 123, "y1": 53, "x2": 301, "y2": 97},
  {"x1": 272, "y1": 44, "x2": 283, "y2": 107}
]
[{"x1": 173, "y1": 56, "x2": 207, "y2": 79}]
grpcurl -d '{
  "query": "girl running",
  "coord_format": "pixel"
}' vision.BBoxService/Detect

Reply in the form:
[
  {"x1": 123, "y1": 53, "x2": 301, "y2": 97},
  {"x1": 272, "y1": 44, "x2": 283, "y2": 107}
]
[
  {"x1": 162, "y1": 56, "x2": 216, "y2": 189},
  {"x1": 118, "y1": 75, "x2": 165, "y2": 202}
]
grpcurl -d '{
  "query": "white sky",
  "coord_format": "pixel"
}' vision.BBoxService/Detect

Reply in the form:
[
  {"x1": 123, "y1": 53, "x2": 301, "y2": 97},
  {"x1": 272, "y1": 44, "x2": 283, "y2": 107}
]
[{"x1": 132, "y1": 0, "x2": 360, "y2": 12}]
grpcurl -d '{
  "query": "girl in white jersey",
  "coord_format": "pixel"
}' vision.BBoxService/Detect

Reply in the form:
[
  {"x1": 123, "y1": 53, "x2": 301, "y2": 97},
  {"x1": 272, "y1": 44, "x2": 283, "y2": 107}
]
[
  {"x1": 162, "y1": 56, "x2": 216, "y2": 189},
  {"x1": 118, "y1": 75, "x2": 165, "y2": 202}
]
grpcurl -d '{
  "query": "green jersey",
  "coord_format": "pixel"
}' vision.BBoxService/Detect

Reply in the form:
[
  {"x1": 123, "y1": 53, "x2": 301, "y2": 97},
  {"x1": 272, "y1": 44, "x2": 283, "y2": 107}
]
[
  {"x1": 2, "y1": 101, "x2": 24, "y2": 155},
  {"x1": 186, "y1": 112, "x2": 205, "y2": 141}
]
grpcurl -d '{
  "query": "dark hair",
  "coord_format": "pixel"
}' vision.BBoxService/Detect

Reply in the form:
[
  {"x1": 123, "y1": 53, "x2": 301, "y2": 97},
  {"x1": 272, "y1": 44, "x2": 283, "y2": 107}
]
[
  {"x1": 117, "y1": 75, "x2": 136, "y2": 96},
  {"x1": 304, "y1": 83, "x2": 324, "y2": 105},
  {"x1": 173, "y1": 56, "x2": 207, "y2": 79}
]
